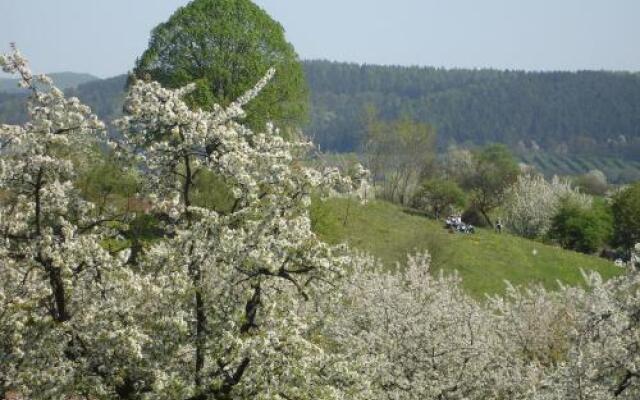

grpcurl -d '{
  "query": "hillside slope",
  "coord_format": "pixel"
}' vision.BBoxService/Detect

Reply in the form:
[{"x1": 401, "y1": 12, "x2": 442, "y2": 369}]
[
  {"x1": 0, "y1": 71, "x2": 99, "y2": 93},
  {"x1": 305, "y1": 60, "x2": 640, "y2": 161},
  {"x1": 311, "y1": 198, "x2": 622, "y2": 298}
]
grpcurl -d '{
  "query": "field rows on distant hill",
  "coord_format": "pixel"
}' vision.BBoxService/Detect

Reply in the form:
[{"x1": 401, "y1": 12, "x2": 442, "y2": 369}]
[{"x1": 520, "y1": 153, "x2": 640, "y2": 183}]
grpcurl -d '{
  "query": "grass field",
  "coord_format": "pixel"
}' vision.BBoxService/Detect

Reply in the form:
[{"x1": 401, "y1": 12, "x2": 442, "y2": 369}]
[{"x1": 311, "y1": 198, "x2": 622, "y2": 298}]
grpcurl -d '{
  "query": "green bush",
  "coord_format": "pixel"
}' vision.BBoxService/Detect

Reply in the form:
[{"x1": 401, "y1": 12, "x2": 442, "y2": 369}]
[
  {"x1": 547, "y1": 199, "x2": 613, "y2": 254},
  {"x1": 611, "y1": 182, "x2": 640, "y2": 254},
  {"x1": 572, "y1": 170, "x2": 608, "y2": 196},
  {"x1": 461, "y1": 207, "x2": 490, "y2": 228},
  {"x1": 463, "y1": 144, "x2": 520, "y2": 227},
  {"x1": 412, "y1": 178, "x2": 466, "y2": 219}
]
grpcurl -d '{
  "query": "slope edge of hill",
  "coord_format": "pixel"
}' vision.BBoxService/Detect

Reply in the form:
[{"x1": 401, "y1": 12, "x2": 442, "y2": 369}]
[{"x1": 311, "y1": 198, "x2": 622, "y2": 298}]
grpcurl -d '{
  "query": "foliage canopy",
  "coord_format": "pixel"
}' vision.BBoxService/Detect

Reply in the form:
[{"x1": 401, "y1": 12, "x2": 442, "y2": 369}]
[
  {"x1": 134, "y1": 0, "x2": 309, "y2": 131},
  {"x1": 548, "y1": 199, "x2": 613, "y2": 254},
  {"x1": 412, "y1": 178, "x2": 466, "y2": 219},
  {"x1": 612, "y1": 183, "x2": 640, "y2": 253},
  {"x1": 463, "y1": 144, "x2": 520, "y2": 226}
]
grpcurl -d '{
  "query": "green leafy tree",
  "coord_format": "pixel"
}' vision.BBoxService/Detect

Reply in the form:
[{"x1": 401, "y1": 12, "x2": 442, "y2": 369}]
[
  {"x1": 464, "y1": 144, "x2": 520, "y2": 227},
  {"x1": 612, "y1": 183, "x2": 640, "y2": 254},
  {"x1": 134, "y1": 0, "x2": 309, "y2": 132},
  {"x1": 363, "y1": 107, "x2": 436, "y2": 205},
  {"x1": 413, "y1": 178, "x2": 466, "y2": 219},
  {"x1": 548, "y1": 199, "x2": 613, "y2": 254}
]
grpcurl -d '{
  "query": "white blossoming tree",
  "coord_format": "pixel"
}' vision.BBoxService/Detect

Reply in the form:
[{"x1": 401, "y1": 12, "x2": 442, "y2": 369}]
[
  {"x1": 0, "y1": 45, "x2": 160, "y2": 398},
  {"x1": 0, "y1": 46, "x2": 367, "y2": 399},
  {"x1": 325, "y1": 253, "x2": 503, "y2": 400},
  {"x1": 544, "y1": 271, "x2": 640, "y2": 399},
  {"x1": 502, "y1": 174, "x2": 591, "y2": 238},
  {"x1": 113, "y1": 64, "x2": 367, "y2": 399},
  {"x1": 327, "y1": 247, "x2": 640, "y2": 400},
  {"x1": 487, "y1": 262, "x2": 640, "y2": 399}
]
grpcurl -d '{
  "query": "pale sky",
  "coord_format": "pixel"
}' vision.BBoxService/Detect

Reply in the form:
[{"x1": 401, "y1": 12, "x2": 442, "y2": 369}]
[{"x1": 1, "y1": 0, "x2": 639, "y2": 78}]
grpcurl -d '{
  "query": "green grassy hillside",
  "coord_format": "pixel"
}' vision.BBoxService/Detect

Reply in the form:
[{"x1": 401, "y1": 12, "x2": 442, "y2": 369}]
[{"x1": 311, "y1": 198, "x2": 622, "y2": 298}]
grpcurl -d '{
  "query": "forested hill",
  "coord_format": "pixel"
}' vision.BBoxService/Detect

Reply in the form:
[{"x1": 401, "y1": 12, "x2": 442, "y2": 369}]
[
  {"x1": 0, "y1": 72, "x2": 99, "y2": 93},
  {"x1": 0, "y1": 74, "x2": 127, "y2": 126},
  {"x1": 1, "y1": 62, "x2": 640, "y2": 162},
  {"x1": 304, "y1": 60, "x2": 640, "y2": 160}
]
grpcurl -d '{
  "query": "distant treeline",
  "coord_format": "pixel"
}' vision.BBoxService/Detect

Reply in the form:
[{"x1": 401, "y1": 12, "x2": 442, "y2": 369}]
[
  {"x1": 0, "y1": 74, "x2": 127, "y2": 134},
  {"x1": 304, "y1": 60, "x2": 640, "y2": 159},
  {"x1": 67, "y1": 74, "x2": 129, "y2": 123},
  {"x1": 0, "y1": 72, "x2": 98, "y2": 94},
  {"x1": 1, "y1": 62, "x2": 640, "y2": 160}
]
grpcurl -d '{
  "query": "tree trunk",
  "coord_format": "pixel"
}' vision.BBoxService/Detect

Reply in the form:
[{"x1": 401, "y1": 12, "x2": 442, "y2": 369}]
[{"x1": 480, "y1": 209, "x2": 493, "y2": 228}]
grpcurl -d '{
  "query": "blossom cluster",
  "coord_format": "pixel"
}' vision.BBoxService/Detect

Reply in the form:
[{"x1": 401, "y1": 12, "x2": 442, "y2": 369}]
[
  {"x1": 0, "y1": 46, "x2": 149, "y2": 398},
  {"x1": 326, "y1": 249, "x2": 640, "y2": 399},
  {"x1": 0, "y1": 45, "x2": 367, "y2": 399},
  {"x1": 502, "y1": 173, "x2": 592, "y2": 238}
]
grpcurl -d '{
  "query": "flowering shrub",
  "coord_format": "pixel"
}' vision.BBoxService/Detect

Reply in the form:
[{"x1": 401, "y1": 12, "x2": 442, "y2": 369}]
[
  {"x1": 326, "y1": 253, "x2": 500, "y2": 399},
  {"x1": 503, "y1": 174, "x2": 592, "y2": 238},
  {"x1": 327, "y1": 250, "x2": 640, "y2": 399},
  {"x1": 113, "y1": 63, "x2": 368, "y2": 399}
]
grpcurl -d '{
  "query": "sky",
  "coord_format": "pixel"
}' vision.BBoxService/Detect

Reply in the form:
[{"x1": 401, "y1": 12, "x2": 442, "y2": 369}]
[{"x1": 1, "y1": 0, "x2": 639, "y2": 78}]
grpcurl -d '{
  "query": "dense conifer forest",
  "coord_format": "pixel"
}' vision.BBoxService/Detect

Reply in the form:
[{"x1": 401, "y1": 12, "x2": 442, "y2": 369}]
[
  {"x1": 1, "y1": 61, "x2": 639, "y2": 176},
  {"x1": 305, "y1": 61, "x2": 640, "y2": 159}
]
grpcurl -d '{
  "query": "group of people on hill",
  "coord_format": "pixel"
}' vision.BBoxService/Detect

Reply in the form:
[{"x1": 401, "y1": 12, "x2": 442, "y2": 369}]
[{"x1": 445, "y1": 215, "x2": 475, "y2": 234}]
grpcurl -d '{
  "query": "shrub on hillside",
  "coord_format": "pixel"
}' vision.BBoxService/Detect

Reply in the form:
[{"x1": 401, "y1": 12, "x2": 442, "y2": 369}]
[
  {"x1": 612, "y1": 182, "x2": 640, "y2": 255},
  {"x1": 463, "y1": 144, "x2": 520, "y2": 227},
  {"x1": 461, "y1": 207, "x2": 490, "y2": 228},
  {"x1": 547, "y1": 199, "x2": 613, "y2": 254},
  {"x1": 503, "y1": 174, "x2": 591, "y2": 239},
  {"x1": 412, "y1": 178, "x2": 466, "y2": 219},
  {"x1": 573, "y1": 169, "x2": 609, "y2": 196}
]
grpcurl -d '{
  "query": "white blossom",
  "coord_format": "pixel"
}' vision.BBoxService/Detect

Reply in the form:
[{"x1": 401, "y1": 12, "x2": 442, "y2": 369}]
[
  {"x1": 503, "y1": 174, "x2": 592, "y2": 238},
  {"x1": 0, "y1": 46, "x2": 152, "y2": 398}
]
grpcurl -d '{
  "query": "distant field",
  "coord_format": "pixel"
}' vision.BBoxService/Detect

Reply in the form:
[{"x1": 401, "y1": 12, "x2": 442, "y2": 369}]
[
  {"x1": 311, "y1": 198, "x2": 622, "y2": 299},
  {"x1": 519, "y1": 153, "x2": 640, "y2": 183}
]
